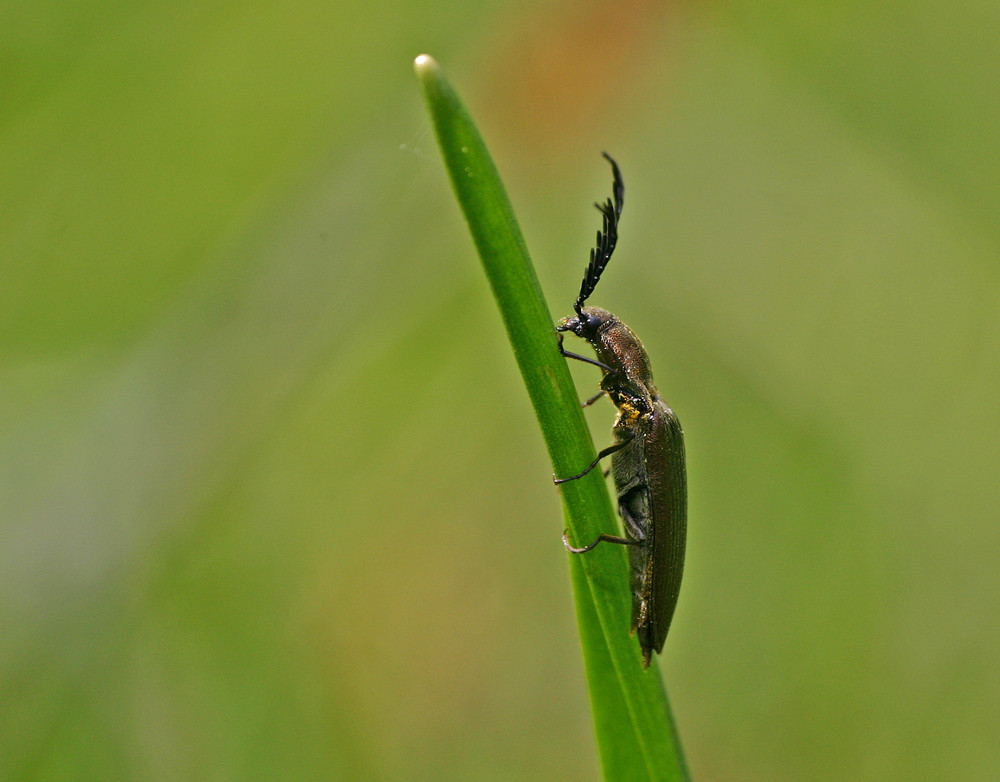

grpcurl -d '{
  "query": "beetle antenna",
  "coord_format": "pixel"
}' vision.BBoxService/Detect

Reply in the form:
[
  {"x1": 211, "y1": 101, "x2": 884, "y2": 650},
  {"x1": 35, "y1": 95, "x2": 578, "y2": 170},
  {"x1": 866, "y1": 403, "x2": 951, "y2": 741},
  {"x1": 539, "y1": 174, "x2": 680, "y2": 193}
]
[{"x1": 574, "y1": 152, "x2": 625, "y2": 316}]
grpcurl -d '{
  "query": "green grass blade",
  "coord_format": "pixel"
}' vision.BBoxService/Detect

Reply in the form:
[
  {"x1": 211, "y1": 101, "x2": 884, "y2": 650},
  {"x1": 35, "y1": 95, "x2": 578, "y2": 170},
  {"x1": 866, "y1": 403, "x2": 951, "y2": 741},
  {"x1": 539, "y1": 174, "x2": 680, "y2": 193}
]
[{"x1": 414, "y1": 54, "x2": 689, "y2": 781}]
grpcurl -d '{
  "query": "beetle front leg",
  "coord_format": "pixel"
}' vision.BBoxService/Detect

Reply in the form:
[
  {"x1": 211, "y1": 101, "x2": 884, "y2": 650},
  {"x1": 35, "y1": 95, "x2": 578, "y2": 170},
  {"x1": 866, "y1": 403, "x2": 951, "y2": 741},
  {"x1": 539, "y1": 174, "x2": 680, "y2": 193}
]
[{"x1": 558, "y1": 332, "x2": 612, "y2": 372}]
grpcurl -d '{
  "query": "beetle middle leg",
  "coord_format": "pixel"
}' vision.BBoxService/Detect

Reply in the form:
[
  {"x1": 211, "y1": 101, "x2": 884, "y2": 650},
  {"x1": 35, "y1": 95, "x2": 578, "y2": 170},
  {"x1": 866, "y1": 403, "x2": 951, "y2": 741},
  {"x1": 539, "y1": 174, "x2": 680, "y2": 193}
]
[
  {"x1": 554, "y1": 427, "x2": 635, "y2": 484},
  {"x1": 553, "y1": 438, "x2": 630, "y2": 484},
  {"x1": 562, "y1": 529, "x2": 639, "y2": 553}
]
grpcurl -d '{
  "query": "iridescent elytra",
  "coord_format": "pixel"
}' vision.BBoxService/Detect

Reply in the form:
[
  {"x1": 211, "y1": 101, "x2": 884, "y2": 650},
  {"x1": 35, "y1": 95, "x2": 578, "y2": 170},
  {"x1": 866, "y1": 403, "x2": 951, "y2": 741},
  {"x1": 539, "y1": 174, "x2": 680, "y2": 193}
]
[{"x1": 554, "y1": 153, "x2": 687, "y2": 668}]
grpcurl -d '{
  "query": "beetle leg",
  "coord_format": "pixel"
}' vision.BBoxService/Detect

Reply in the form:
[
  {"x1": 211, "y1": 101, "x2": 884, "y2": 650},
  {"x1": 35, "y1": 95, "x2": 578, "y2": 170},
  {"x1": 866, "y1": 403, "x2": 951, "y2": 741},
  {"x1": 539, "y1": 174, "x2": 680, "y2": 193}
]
[
  {"x1": 558, "y1": 332, "x2": 613, "y2": 371},
  {"x1": 561, "y1": 348, "x2": 613, "y2": 372},
  {"x1": 582, "y1": 390, "x2": 607, "y2": 408},
  {"x1": 554, "y1": 429, "x2": 636, "y2": 484},
  {"x1": 562, "y1": 528, "x2": 639, "y2": 553},
  {"x1": 617, "y1": 487, "x2": 649, "y2": 541},
  {"x1": 553, "y1": 438, "x2": 630, "y2": 484}
]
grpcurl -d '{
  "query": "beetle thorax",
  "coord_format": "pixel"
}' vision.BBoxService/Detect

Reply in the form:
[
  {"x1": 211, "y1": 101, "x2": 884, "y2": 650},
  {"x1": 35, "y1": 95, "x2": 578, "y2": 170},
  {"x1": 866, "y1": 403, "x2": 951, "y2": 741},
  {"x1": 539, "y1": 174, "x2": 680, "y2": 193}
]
[{"x1": 570, "y1": 306, "x2": 656, "y2": 392}]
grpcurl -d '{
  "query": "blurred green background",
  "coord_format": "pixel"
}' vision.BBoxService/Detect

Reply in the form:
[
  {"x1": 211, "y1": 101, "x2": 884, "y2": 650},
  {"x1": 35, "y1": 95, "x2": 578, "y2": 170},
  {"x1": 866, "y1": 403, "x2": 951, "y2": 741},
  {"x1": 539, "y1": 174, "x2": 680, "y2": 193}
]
[{"x1": 3, "y1": 0, "x2": 999, "y2": 779}]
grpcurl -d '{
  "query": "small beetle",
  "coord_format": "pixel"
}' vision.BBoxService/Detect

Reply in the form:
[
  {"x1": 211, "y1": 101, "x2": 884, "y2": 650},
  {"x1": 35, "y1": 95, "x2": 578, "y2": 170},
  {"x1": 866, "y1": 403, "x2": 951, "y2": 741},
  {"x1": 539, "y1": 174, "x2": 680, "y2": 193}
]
[{"x1": 555, "y1": 153, "x2": 687, "y2": 668}]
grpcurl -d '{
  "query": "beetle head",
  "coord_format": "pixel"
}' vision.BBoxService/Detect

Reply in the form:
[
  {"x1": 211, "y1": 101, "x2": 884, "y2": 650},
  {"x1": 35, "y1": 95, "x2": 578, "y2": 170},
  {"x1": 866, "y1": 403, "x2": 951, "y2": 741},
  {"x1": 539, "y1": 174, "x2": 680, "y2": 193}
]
[{"x1": 557, "y1": 306, "x2": 613, "y2": 341}]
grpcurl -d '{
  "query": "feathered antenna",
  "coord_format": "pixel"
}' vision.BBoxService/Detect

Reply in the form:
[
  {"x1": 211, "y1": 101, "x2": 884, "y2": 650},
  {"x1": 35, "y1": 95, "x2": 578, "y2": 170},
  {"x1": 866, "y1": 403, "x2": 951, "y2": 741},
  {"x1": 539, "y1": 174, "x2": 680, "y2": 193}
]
[{"x1": 573, "y1": 152, "x2": 625, "y2": 316}]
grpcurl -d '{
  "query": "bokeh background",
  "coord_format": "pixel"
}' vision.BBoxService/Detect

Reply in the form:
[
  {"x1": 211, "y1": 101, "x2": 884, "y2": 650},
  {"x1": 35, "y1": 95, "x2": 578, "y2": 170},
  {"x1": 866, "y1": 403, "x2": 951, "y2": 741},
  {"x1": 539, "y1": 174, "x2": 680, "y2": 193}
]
[{"x1": 3, "y1": 1, "x2": 1000, "y2": 779}]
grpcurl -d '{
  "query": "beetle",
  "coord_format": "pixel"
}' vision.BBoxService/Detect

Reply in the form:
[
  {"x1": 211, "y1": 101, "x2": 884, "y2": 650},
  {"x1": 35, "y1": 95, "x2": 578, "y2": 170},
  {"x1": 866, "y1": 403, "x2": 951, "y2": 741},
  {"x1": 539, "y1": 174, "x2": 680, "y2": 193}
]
[{"x1": 554, "y1": 153, "x2": 687, "y2": 668}]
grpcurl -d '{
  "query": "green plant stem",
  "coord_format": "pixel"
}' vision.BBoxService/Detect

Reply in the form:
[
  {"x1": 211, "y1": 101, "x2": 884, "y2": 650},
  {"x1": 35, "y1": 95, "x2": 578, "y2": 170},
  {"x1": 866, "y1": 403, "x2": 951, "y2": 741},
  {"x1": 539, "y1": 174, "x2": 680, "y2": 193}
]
[{"x1": 414, "y1": 54, "x2": 689, "y2": 782}]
